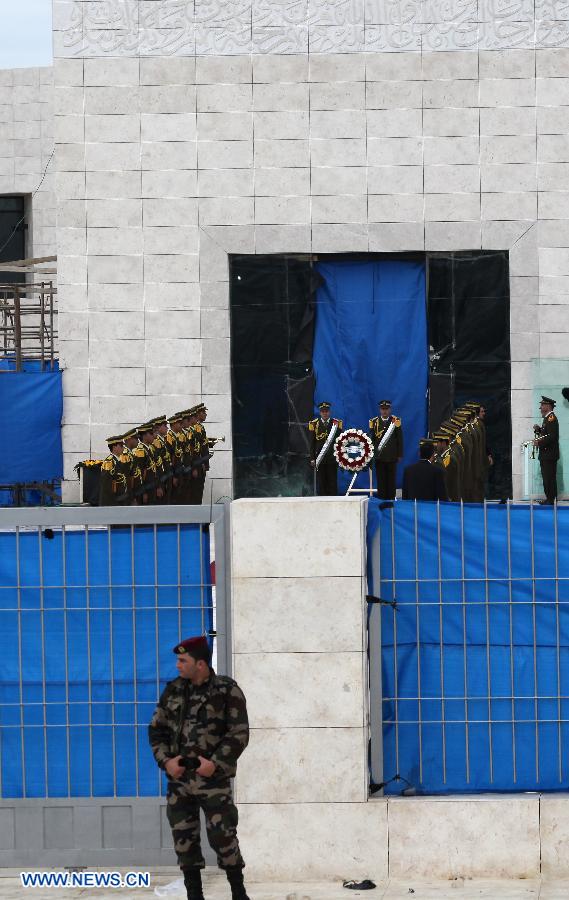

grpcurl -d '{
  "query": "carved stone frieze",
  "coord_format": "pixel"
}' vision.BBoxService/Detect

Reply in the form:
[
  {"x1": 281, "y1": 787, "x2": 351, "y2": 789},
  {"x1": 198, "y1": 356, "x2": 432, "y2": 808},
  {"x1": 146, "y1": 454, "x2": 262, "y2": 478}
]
[{"x1": 57, "y1": 0, "x2": 569, "y2": 55}]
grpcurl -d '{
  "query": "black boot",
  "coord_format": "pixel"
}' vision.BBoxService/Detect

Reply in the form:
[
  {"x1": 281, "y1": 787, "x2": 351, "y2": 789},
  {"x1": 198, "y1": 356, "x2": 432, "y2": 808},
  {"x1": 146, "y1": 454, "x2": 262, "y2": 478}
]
[
  {"x1": 225, "y1": 866, "x2": 250, "y2": 900},
  {"x1": 182, "y1": 867, "x2": 205, "y2": 900}
]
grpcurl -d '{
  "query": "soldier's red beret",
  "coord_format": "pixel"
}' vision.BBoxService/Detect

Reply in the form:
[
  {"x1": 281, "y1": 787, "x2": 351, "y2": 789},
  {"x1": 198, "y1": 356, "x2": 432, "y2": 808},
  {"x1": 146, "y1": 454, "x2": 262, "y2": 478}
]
[{"x1": 173, "y1": 635, "x2": 210, "y2": 659}]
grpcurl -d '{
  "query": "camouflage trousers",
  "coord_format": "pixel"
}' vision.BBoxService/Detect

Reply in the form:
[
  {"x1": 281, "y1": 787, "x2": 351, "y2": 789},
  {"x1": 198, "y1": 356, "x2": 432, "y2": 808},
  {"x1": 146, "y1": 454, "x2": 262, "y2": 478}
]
[{"x1": 166, "y1": 777, "x2": 245, "y2": 870}]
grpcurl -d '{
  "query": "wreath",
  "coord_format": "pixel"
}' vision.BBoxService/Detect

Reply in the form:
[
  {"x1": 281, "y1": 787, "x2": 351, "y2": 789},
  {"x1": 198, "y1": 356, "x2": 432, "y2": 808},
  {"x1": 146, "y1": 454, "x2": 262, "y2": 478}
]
[{"x1": 334, "y1": 429, "x2": 374, "y2": 472}]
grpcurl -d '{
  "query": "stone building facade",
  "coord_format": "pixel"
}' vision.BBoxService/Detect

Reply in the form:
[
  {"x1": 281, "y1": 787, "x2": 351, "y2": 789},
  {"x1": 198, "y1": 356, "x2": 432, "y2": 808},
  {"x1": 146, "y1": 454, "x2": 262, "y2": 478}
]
[{"x1": 4, "y1": 1, "x2": 569, "y2": 500}]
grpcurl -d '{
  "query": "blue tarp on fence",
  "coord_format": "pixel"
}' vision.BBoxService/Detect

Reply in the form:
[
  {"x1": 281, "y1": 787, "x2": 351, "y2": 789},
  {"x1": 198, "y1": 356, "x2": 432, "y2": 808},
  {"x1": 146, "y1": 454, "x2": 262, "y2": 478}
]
[
  {"x1": 0, "y1": 360, "x2": 62, "y2": 483},
  {"x1": 313, "y1": 260, "x2": 428, "y2": 493},
  {"x1": 368, "y1": 499, "x2": 569, "y2": 794},
  {"x1": 0, "y1": 524, "x2": 213, "y2": 798}
]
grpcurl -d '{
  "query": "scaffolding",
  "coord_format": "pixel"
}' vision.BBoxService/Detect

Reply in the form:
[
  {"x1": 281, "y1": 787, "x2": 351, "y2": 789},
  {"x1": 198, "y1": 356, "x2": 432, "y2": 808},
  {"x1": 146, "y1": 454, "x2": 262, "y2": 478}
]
[{"x1": 0, "y1": 256, "x2": 57, "y2": 372}]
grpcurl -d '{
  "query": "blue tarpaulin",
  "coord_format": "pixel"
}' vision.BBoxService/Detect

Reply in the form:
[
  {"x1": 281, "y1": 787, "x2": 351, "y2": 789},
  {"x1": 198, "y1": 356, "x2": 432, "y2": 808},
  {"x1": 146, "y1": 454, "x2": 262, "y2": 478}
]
[
  {"x1": 313, "y1": 260, "x2": 428, "y2": 492},
  {"x1": 368, "y1": 500, "x2": 569, "y2": 794},
  {"x1": 0, "y1": 525, "x2": 213, "y2": 797},
  {"x1": 0, "y1": 361, "x2": 62, "y2": 483}
]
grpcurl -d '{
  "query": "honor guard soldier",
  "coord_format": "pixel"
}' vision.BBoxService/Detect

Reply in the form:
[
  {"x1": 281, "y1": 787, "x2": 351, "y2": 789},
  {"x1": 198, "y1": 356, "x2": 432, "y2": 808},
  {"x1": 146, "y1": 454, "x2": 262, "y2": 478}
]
[
  {"x1": 433, "y1": 431, "x2": 460, "y2": 502},
  {"x1": 151, "y1": 415, "x2": 173, "y2": 503},
  {"x1": 169, "y1": 412, "x2": 190, "y2": 504},
  {"x1": 148, "y1": 635, "x2": 251, "y2": 900},
  {"x1": 122, "y1": 427, "x2": 144, "y2": 504},
  {"x1": 369, "y1": 400, "x2": 403, "y2": 500},
  {"x1": 99, "y1": 435, "x2": 131, "y2": 506},
  {"x1": 533, "y1": 395, "x2": 560, "y2": 504},
  {"x1": 135, "y1": 423, "x2": 159, "y2": 504},
  {"x1": 193, "y1": 403, "x2": 211, "y2": 504},
  {"x1": 180, "y1": 408, "x2": 202, "y2": 505},
  {"x1": 308, "y1": 401, "x2": 343, "y2": 496}
]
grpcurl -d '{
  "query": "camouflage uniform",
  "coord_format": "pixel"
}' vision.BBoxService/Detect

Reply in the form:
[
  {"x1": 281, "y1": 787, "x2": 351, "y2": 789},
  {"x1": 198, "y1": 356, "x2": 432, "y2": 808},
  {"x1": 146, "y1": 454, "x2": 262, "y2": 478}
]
[{"x1": 148, "y1": 671, "x2": 249, "y2": 871}]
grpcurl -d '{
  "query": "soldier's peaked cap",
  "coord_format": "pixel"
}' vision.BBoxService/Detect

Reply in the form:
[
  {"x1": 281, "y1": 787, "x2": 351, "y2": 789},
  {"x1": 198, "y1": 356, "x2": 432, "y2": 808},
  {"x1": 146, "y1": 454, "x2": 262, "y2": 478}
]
[
  {"x1": 137, "y1": 422, "x2": 154, "y2": 434},
  {"x1": 378, "y1": 399, "x2": 391, "y2": 406},
  {"x1": 169, "y1": 411, "x2": 184, "y2": 421},
  {"x1": 173, "y1": 635, "x2": 211, "y2": 661},
  {"x1": 122, "y1": 427, "x2": 138, "y2": 440},
  {"x1": 433, "y1": 431, "x2": 450, "y2": 441},
  {"x1": 106, "y1": 434, "x2": 123, "y2": 445},
  {"x1": 541, "y1": 395, "x2": 556, "y2": 406},
  {"x1": 195, "y1": 403, "x2": 207, "y2": 412},
  {"x1": 317, "y1": 401, "x2": 331, "y2": 409},
  {"x1": 152, "y1": 415, "x2": 167, "y2": 425}
]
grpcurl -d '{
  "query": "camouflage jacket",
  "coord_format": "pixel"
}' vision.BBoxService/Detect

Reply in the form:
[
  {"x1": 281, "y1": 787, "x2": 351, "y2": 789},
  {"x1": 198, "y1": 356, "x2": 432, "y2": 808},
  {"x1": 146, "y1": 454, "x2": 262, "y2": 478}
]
[{"x1": 148, "y1": 670, "x2": 249, "y2": 780}]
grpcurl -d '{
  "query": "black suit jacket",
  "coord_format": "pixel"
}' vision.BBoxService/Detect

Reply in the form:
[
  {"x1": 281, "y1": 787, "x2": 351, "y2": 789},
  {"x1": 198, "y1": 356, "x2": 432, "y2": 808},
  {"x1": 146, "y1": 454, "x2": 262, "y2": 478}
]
[{"x1": 402, "y1": 460, "x2": 448, "y2": 501}]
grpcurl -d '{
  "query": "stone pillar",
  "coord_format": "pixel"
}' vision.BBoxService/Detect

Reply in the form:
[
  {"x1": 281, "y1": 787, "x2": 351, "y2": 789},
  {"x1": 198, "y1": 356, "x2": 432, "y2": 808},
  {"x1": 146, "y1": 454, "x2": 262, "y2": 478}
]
[{"x1": 230, "y1": 496, "x2": 387, "y2": 882}]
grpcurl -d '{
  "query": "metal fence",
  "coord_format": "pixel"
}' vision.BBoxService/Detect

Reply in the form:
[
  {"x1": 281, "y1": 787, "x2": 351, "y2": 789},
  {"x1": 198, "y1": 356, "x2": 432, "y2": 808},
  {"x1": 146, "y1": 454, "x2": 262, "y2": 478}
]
[
  {"x1": 367, "y1": 499, "x2": 569, "y2": 795},
  {"x1": 0, "y1": 504, "x2": 230, "y2": 801}
]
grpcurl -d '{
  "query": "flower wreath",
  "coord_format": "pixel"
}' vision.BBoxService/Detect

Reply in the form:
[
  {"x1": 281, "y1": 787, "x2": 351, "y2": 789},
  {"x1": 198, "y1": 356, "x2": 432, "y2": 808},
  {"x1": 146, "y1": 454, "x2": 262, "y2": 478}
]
[{"x1": 334, "y1": 429, "x2": 374, "y2": 472}]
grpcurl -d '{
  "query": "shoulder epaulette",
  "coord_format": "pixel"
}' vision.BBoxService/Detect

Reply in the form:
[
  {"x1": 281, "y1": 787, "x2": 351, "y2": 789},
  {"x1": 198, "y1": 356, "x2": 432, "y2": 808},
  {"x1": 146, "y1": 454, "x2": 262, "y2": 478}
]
[
  {"x1": 166, "y1": 431, "x2": 175, "y2": 445},
  {"x1": 308, "y1": 419, "x2": 317, "y2": 431},
  {"x1": 102, "y1": 457, "x2": 114, "y2": 472},
  {"x1": 118, "y1": 453, "x2": 130, "y2": 463},
  {"x1": 393, "y1": 417, "x2": 401, "y2": 426},
  {"x1": 369, "y1": 418, "x2": 376, "y2": 428},
  {"x1": 334, "y1": 418, "x2": 343, "y2": 429},
  {"x1": 134, "y1": 447, "x2": 146, "y2": 458},
  {"x1": 548, "y1": 414, "x2": 556, "y2": 422}
]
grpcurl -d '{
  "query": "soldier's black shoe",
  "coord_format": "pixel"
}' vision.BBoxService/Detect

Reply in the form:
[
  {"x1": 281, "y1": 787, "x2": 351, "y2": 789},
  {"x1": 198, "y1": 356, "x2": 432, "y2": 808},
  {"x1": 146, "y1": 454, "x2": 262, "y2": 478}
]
[
  {"x1": 182, "y1": 867, "x2": 205, "y2": 900},
  {"x1": 225, "y1": 866, "x2": 251, "y2": 900}
]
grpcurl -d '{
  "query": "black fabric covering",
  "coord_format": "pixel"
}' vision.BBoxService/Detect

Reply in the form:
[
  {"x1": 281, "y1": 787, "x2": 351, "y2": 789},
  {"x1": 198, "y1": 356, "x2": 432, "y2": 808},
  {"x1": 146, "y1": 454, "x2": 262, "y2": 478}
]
[
  {"x1": 230, "y1": 256, "x2": 320, "y2": 498},
  {"x1": 427, "y1": 251, "x2": 512, "y2": 498}
]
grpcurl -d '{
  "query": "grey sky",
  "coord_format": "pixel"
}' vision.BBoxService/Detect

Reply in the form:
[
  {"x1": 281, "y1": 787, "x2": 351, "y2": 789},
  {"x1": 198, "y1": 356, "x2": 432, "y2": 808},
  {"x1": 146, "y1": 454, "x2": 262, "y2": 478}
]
[{"x1": 1, "y1": 0, "x2": 53, "y2": 69}]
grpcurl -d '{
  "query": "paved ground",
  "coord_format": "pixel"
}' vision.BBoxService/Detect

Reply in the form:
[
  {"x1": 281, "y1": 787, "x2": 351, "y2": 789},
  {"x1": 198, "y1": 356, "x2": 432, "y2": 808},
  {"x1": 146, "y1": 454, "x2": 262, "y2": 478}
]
[{"x1": 1, "y1": 869, "x2": 569, "y2": 899}]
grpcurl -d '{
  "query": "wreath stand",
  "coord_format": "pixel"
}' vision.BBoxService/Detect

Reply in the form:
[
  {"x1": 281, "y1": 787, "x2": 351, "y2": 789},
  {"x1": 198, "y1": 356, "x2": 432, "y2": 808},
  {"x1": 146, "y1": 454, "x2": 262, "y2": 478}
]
[{"x1": 345, "y1": 467, "x2": 375, "y2": 496}]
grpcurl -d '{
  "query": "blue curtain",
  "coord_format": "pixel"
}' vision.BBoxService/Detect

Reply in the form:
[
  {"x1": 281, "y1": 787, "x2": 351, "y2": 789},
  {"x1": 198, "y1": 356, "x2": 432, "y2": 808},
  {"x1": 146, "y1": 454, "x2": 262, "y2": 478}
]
[
  {"x1": 313, "y1": 260, "x2": 428, "y2": 491},
  {"x1": 0, "y1": 365, "x2": 62, "y2": 482},
  {"x1": 368, "y1": 500, "x2": 569, "y2": 794}
]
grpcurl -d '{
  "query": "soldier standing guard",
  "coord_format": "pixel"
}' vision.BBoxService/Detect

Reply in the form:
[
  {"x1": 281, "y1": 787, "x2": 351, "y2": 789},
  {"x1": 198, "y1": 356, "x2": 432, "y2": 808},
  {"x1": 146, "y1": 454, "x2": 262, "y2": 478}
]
[
  {"x1": 136, "y1": 423, "x2": 160, "y2": 505},
  {"x1": 194, "y1": 404, "x2": 211, "y2": 504},
  {"x1": 534, "y1": 395, "x2": 560, "y2": 504},
  {"x1": 99, "y1": 435, "x2": 132, "y2": 506},
  {"x1": 369, "y1": 400, "x2": 403, "y2": 500},
  {"x1": 308, "y1": 401, "x2": 343, "y2": 496},
  {"x1": 148, "y1": 636, "x2": 251, "y2": 900},
  {"x1": 151, "y1": 415, "x2": 173, "y2": 502},
  {"x1": 122, "y1": 428, "x2": 144, "y2": 504}
]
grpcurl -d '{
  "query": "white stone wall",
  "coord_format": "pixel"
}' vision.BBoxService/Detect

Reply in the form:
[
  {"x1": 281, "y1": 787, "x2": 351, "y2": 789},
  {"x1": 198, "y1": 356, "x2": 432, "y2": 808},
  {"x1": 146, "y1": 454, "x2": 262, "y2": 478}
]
[
  {"x1": 0, "y1": 66, "x2": 55, "y2": 260},
  {"x1": 231, "y1": 496, "x2": 388, "y2": 881},
  {"x1": 50, "y1": 0, "x2": 569, "y2": 499}
]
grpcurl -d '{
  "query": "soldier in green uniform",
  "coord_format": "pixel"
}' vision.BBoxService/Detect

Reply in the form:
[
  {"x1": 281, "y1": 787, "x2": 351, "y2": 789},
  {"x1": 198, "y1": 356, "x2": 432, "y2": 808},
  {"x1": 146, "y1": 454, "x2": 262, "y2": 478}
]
[
  {"x1": 450, "y1": 414, "x2": 472, "y2": 501},
  {"x1": 169, "y1": 412, "x2": 191, "y2": 504},
  {"x1": 308, "y1": 401, "x2": 343, "y2": 496},
  {"x1": 99, "y1": 435, "x2": 132, "y2": 506},
  {"x1": 533, "y1": 395, "x2": 560, "y2": 504},
  {"x1": 122, "y1": 427, "x2": 145, "y2": 504},
  {"x1": 151, "y1": 415, "x2": 173, "y2": 503},
  {"x1": 181, "y1": 408, "x2": 203, "y2": 505},
  {"x1": 148, "y1": 635, "x2": 251, "y2": 900},
  {"x1": 369, "y1": 400, "x2": 403, "y2": 500},
  {"x1": 135, "y1": 423, "x2": 160, "y2": 505},
  {"x1": 433, "y1": 431, "x2": 460, "y2": 502},
  {"x1": 193, "y1": 404, "x2": 212, "y2": 504}
]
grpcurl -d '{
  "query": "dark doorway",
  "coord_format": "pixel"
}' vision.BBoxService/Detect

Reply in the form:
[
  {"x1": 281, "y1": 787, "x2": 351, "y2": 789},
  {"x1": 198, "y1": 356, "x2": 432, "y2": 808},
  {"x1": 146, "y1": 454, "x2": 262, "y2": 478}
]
[{"x1": 229, "y1": 251, "x2": 512, "y2": 500}]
